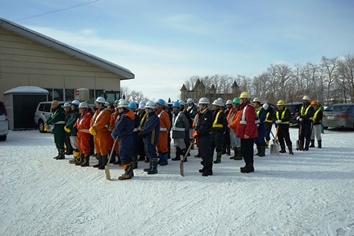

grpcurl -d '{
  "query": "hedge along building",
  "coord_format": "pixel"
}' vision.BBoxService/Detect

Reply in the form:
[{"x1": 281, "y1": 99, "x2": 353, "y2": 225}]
[{"x1": 0, "y1": 18, "x2": 135, "y2": 104}]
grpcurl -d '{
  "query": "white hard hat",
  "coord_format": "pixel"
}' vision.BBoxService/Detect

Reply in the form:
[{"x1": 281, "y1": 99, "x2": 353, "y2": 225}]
[
  {"x1": 187, "y1": 98, "x2": 194, "y2": 104},
  {"x1": 179, "y1": 100, "x2": 185, "y2": 106},
  {"x1": 226, "y1": 100, "x2": 233, "y2": 105},
  {"x1": 302, "y1": 95, "x2": 310, "y2": 101},
  {"x1": 71, "y1": 100, "x2": 80, "y2": 106},
  {"x1": 262, "y1": 103, "x2": 269, "y2": 110},
  {"x1": 118, "y1": 99, "x2": 129, "y2": 108},
  {"x1": 198, "y1": 97, "x2": 210, "y2": 105},
  {"x1": 63, "y1": 102, "x2": 70, "y2": 108},
  {"x1": 138, "y1": 101, "x2": 146, "y2": 109},
  {"x1": 79, "y1": 102, "x2": 88, "y2": 108},
  {"x1": 95, "y1": 97, "x2": 105, "y2": 103},
  {"x1": 217, "y1": 97, "x2": 223, "y2": 102},
  {"x1": 145, "y1": 101, "x2": 156, "y2": 109},
  {"x1": 212, "y1": 99, "x2": 224, "y2": 107},
  {"x1": 104, "y1": 101, "x2": 110, "y2": 107}
]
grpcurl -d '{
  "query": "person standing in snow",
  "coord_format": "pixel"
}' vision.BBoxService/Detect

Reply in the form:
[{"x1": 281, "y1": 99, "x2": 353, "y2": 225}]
[
  {"x1": 138, "y1": 101, "x2": 160, "y2": 175},
  {"x1": 45, "y1": 100, "x2": 66, "y2": 160},
  {"x1": 274, "y1": 100, "x2": 293, "y2": 155},
  {"x1": 111, "y1": 100, "x2": 135, "y2": 180},
  {"x1": 297, "y1": 95, "x2": 315, "y2": 151},
  {"x1": 63, "y1": 102, "x2": 73, "y2": 155},
  {"x1": 309, "y1": 100, "x2": 323, "y2": 148},
  {"x1": 171, "y1": 101, "x2": 190, "y2": 161},
  {"x1": 227, "y1": 97, "x2": 242, "y2": 160},
  {"x1": 211, "y1": 99, "x2": 227, "y2": 164},
  {"x1": 155, "y1": 99, "x2": 171, "y2": 166},
  {"x1": 253, "y1": 97, "x2": 266, "y2": 157},
  {"x1": 66, "y1": 100, "x2": 80, "y2": 164},
  {"x1": 195, "y1": 97, "x2": 213, "y2": 176}
]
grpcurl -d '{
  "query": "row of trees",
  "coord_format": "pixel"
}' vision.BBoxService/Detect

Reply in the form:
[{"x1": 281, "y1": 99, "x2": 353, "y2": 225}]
[{"x1": 184, "y1": 55, "x2": 354, "y2": 106}]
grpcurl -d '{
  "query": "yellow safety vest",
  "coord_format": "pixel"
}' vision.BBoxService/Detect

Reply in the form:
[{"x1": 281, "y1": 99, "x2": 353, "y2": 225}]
[
  {"x1": 311, "y1": 107, "x2": 321, "y2": 121},
  {"x1": 276, "y1": 108, "x2": 289, "y2": 124},
  {"x1": 265, "y1": 111, "x2": 272, "y2": 123},
  {"x1": 212, "y1": 110, "x2": 223, "y2": 128}
]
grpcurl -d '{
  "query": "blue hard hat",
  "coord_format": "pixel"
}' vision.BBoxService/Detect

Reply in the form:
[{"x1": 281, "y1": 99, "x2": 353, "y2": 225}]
[
  {"x1": 172, "y1": 101, "x2": 180, "y2": 108},
  {"x1": 156, "y1": 99, "x2": 166, "y2": 106},
  {"x1": 129, "y1": 101, "x2": 137, "y2": 109}
]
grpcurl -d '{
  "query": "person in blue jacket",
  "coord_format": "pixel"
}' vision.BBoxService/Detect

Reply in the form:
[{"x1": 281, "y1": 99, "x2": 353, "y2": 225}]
[
  {"x1": 111, "y1": 99, "x2": 135, "y2": 180},
  {"x1": 138, "y1": 101, "x2": 160, "y2": 175},
  {"x1": 253, "y1": 97, "x2": 266, "y2": 157}
]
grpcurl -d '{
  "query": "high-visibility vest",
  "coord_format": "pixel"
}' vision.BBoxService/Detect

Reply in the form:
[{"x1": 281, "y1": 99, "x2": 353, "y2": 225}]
[
  {"x1": 276, "y1": 108, "x2": 289, "y2": 124},
  {"x1": 300, "y1": 105, "x2": 311, "y2": 116},
  {"x1": 265, "y1": 111, "x2": 273, "y2": 123},
  {"x1": 212, "y1": 110, "x2": 223, "y2": 128},
  {"x1": 172, "y1": 112, "x2": 185, "y2": 132},
  {"x1": 311, "y1": 107, "x2": 321, "y2": 121}
]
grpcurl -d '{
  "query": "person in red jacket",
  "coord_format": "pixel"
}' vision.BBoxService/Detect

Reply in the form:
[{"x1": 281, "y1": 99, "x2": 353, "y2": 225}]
[
  {"x1": 75, "y1": 102, "x2": 93, "y2": 166},
  {"x1": 236, "y1": 92, "x2": 258, "y2": 173}
]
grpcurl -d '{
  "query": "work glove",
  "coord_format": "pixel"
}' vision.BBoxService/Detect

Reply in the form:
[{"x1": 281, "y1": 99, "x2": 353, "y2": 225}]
[
  {"x1": 296, "y1": 116, "x2": 303, "y2": 122},
  {"x1": 64, "y1": 126, "x2": 71, "y2": 133},
  {"x1": 275, "y1": 120, "x2": 282, "y2": 124},
  {"x1": 89, "y1": 127, "x2": 96, "y2": 136},
  {"x1": 44, "y1": 124, "x2": 49, "y2": 132}
]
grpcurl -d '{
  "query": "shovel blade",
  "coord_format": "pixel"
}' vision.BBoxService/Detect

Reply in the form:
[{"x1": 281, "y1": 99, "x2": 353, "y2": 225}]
[{"x1": 270, "y1": 142, "x2": 279, "y2": 155}]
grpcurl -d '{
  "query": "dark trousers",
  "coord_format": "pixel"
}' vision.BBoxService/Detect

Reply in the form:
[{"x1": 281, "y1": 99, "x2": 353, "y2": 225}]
[
  {"x1": 211, "y1": 130, "x2": 224, "y2": 156},
  {"x1": 300, "y1": 121, "x2": 312, "y2": 144},
  {"x1": 264, "y1": 122, "x2": 272, "y2": 142},
  {"x1": 199, "y1": 135, "x2": 212, "y2": 166},
  {"x1": 278, "y1": 125, "x2": 292, "y2": 147},
  {"x1": 254, "y1": 125, "x2": 266, "y2": 146},
  {"x1": 143, "y1": 141, "x2": 158, "y2": 160},
  {"x1": 241, "y1": 138, "x2": 254, "y2": 165}
]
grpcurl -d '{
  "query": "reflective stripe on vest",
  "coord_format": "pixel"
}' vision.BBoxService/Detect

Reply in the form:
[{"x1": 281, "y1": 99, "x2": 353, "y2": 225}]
[
  {"x1": 240, "y1": 105, "x2": 257, "y2": 125},
  {"x1": 312, "y1": 107, "x2": 321, "y2": 121},
  {"x1": 213, "y1": 110, "x2": 223, "y2": 128},
  {"x1": 276, "y1": 108, "x2": 289, "y2": 124},
  {"x1": 300, "y1": 105, "x2": 311, "y2": 116},
  {"x1": 172, "y1": 112, "x2": 184, "y2": 131},
  {"x1": 79, "y1": 129, "x2": 90, "y2": 133},
  {"x1": 265, "y1": 111, "x2": 272, "y2": 123},
  {"x1": 139, "y1": 113, "x2": 147, "y2": 126}
]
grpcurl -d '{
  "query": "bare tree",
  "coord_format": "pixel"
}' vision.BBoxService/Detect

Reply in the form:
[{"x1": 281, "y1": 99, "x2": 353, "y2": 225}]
[{"x1": 321, "y1": 56, "x2": 339, "y2": 106}]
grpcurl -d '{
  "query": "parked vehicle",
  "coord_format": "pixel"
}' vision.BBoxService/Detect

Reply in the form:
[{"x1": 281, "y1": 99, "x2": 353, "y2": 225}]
[
  {"x1": 0, "y1": 101, "x2": 9, "y2": 141},
  {"x1": 322, "y1": 103, "x2": 354, "y2": 130},
  {"x1": 284, "y1": 102, "x2": 302, "y2": 126},
  {"x1": 34, "y1": 101, "x2": 64, "y2": 133}
]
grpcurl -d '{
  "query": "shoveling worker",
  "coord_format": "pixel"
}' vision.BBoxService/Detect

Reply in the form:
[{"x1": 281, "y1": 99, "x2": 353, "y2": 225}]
[
  {"x1": 227, "y1": 97, "x2": 242, "y2": 160},
  {"x1": 111, "y1": 99, "x2": 135, "y2": 180},
  {"x1": 310, "y1": 100, "x2": 323, "y2": 148},
  {"x1": 171, "y1": 101, "x2": 190, "y2": 161},
  {"x1": 211, "y1": 99, "x2": 227, "y2": 164},
  {"x1": 89, "y1": 97, "x2": 111, "y2": 170},
  {"x1": 139, "y1": 101, "x2": 160, "y2": 175},
  {"x1": 263, "y1": 103, "x2": 274, "y2": 149},
  {"x1": 297, "y1": 95, "x2": 315, "y2": 151},
  {"x1": 63, "y1": 102, "x2": 73, "y2": 155},
  {"x1": 66, "y1": 100, "x2": 80, "y2": 164},
  {"x1": 155, "y1": 99, "x2": 171, "y2": 166},
  {"x1": 253, "y1": 97, "x2": 266, "y2": 157},
  {"x1": 75, "y1": 102, "x2": 93, "y2": 166},
  {"x1": 195, "y1": 97, "x2": 213, "y2": 176},
  {"x1": 274, "y1": 100, "x2": 293, "y2": 155},
  {"x1": 46, "y1": 100, "x2": 66, "y2": 160},
  {"x1": 235, "y1": 92, "x2": 258, "y2": 173}
]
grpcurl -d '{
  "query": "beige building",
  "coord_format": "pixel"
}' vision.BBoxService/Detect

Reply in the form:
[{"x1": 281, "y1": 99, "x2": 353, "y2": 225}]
[{"x1": 0, "y1": 18, "x2": 134, "y2": 103}]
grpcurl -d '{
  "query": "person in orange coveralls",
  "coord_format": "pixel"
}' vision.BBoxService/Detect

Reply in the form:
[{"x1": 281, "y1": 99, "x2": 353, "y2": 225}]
[
  {"x1": 155, "y1": 99, "x2": 171, "y2": 166},
  {"x1": 89, "y1": 97, "x2": 111, "y2": 170},
  {"x1": 75, "y1": 102, "x2": 93, "y2": 167}
]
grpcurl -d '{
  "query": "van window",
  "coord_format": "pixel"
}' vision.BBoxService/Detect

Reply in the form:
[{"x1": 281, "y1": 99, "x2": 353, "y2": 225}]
[{"x1": 0, "y1": 102, "x2": 6, "y2": 116}]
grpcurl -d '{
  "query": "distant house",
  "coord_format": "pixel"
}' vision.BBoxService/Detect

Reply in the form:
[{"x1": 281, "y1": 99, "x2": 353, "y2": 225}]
[
  {"x1": 180, "y1": 79, "x2": 240, "y2": 103},
  {"x1": 0, "y1": 18, "x2": 134, "y2": 103}
]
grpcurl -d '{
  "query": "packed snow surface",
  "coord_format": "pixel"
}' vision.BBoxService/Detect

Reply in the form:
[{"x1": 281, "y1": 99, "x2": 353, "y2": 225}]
[{"x1": 1, "y1": 128, "x2": 354, "y2": 236}]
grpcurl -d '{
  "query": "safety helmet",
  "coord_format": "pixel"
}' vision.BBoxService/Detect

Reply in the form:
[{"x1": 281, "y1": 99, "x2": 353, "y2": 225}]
[
  {"x1": 172, "y1": 101, "x2": 180, "y2": 108},
  {"x1": 226, "y1": 100, "x2": 233, "y2": 105},
  {"x1": 156, "y1": 99, "x2": 166, "y2": 106},
  {"x1": 145, "y1": 101, "x2": 156, "y2": 109},
  {"x1": 114, "y1": 100, "x2": 119, "y2": 104},
  {"x1": 95, "y1": 96, "x2": 105, "y2": 103},
  {"x1": 187, "y1": 98, "x2": 194, "y2": 104},
  {"x1": 79, "y1": 102, "x2": 88, "y2": 108},
  {"x1": 63, "y1": 102, "x2": 71, "y2": 108},
  {"x1": 128, "y1": 101, "x2": 137, "y2": 109},
  {"x1": 179, "y1": 100, "x2": 185, "y2": 106},
  {"x1": 104, "y1": 101, "x2": 111, "y2": 107},
  {"x1": 232, "y1": 98, "x2": 240, "y2": 104},
  {"x1": 198, "y1": 97, "x2": 210, "y2": 105},
  {"x1": 262, "y1": 103, "x2": 269, "y2": 110},
  {"x1": 316, "y1": 99, "x2": 321, "y2": 104},
  {"x1": 239, "y1": 92, "x2": 250, "y2": 99},
  {"x1": 302, "y1": 95, "x2": 310, "y2": 101},
  {"x1": 277, "y1": 100, "x2": 285, "y2": 106},
  {"x1": 138, "y1": 101, "x2": 146, "y2": 109},
  {"x1": 311, "y1": 100, "x2": 318, "y2": 105},
  {"x1": 118, "y1": 99, "x2": 129, "y2": 108},
  {"x1": 71, "y1": 100, "x2": 80, "y2": 106},
  {"x1": 252, "y1": 97, "x2": 261, "y2": 103},
  {"x1": 212, "y1": 99, "x2": 223, "y2": 107}
]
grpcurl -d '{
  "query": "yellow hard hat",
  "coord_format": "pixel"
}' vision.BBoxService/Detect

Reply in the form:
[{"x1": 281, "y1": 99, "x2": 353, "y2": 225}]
[
  {"x1": 252, "y1": 97, "x2": 261, "y2": 103},
  {"x1": 239, "y1": 92, "x2": 250, "y2": 99},
  {"x1": 277, "y1": 100, "x2": 285, "y2": 106}
]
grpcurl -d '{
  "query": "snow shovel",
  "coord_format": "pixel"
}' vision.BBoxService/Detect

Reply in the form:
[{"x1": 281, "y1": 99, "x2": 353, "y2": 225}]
[
  {"x1": 105, "y1": 137, "x2": 118, "y2": 181},
  {"x1": 180, "y1": 140, "x2": 194, "y2": 177},
  {"x1": 270, "y1": 126, "x2": 280, "y2": 155}
]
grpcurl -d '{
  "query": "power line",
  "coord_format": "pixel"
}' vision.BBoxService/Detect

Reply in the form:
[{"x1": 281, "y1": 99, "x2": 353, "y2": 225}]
[{"x1": 13, "y1": 0, "x2": 99, "y2": 22}]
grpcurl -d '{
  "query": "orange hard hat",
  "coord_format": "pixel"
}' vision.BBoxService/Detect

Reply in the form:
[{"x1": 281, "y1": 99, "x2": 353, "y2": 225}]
[{"x1": 311, "y1": 100, "x2": 317, "y2": 105}]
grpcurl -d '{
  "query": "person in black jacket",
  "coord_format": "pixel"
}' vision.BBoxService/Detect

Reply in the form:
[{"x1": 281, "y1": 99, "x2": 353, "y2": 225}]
[
  {"x1": 310, "y1": 100, "x2": 323, "y2": 148},
  {"x1": 171, "y1": 101, "x2": 189, "y2": 161},
  {"x1": 274, "y1": 100, "x2": 293, "y2": 155},
  {"x1": 297, "y1": 95, "x2": 315, "y2": 151},
  {"x1": 211, "y1": 99, "x2": 227, "y2": 164},
  {"x1": 195, "y1": 97, "x2": 213, "y2": 176}
]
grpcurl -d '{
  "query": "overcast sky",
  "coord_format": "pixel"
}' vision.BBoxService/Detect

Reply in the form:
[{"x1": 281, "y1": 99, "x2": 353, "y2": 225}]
[{"x1": 2, "y1": 0, "x2": 354, "y2": 102}]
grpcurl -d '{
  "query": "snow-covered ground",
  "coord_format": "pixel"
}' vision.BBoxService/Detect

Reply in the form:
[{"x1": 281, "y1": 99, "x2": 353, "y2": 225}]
[{"x1": 1, "y1": 128, "x2": 354, "y2": 236}]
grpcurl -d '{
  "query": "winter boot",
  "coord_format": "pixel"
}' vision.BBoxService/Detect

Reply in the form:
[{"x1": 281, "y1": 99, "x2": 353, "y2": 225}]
[
  {"x1": 132, "y1": 155, "x2": 138, "y2": 169},
  {"x1": 259, "y1": 146, "x2": 266, "y2": 157},
  {"x1": 75, "y1": 153, "x2": 84, "y2": 166},
  {"x1": 318, "y1": 140, "x2": 322, "y2": 148},
  {"x1": 194, "y1": 148, "x2": 201, "y2": 158},
  {"x1": 304, "y1": 141, "x2": 310, "y2": 151},
  {"x1": 279, "y1": 146, "x2": 286, "y2": 153},
  {"x1": 118, "y1": 163, "x2": 134, "y2": 180},
  {"x1": 202, "y1": 164, "x2": 213, "y2": 176},
  {"x1": 288, "y1": 146, "x2": 294, "y2": 155},
  {"x1": 310, "y1": 139, "x2": 315, "y2": 148},
  {"x1": 109, "y1": 151, "x2": 116, "y2": 164},
  {"x1": 181, "y1": 148, "x2": 187, "y2": 162},
  {"x1": 158, "y1": 153, "x2": 168, "y2": 166},
  {"x1": 213, "y1": 152, "x2": 222, "y2": 164},
  {"x1": 81, "y1": 154, "x2": 90, "y2": 167},
  {"x1": 143, "y1": 158, "x2": 152, "y2": 172},
  {"x1": 234, "y1": 147, "x2": 242, "y2": 160},
  {"x1": 298, "y1": 141, "x2": 304, "y2": 151},
  {"x1": 69, "y1": 151, "x2": 80, "y2": 164},
  {"x1": 98, "y1": 154, "x2": 108, "y2": 170},
  {"x1": 53, "y1": 149, "x2": 60, "y2": 159},
  {"x1": 172, "y1": 148, "x2": 181, "y2": 161},
  {"x1": 255, "y1": 145, "x2": 261, "y2": 156},
  {"x1": 57, "y1": 149, "x2": 65, "y2": 160},
  {"x1": 240, "y1": 163, "x2": 254, "y2": 173},
  {"x1": 93, "y1": 154, "x2": 102, "y2": 168},
  {"x1": 147, "y1": 158, "x2": 158, "y2": 175},
  {"x1": 226, "y1": 145, "x2": 231, "y2": 156},
  {"x1": 230, "y1": 147, "x2": 238, "y2": 159}
]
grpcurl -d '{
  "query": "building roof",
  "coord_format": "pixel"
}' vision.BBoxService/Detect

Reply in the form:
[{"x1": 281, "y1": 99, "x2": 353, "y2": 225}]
[
  {"x1": 4, "y1": 86, "x2": 49, "y2": 95},
  {"x1": 0, "y1": 18, "x2": 134, "y2": 80}
]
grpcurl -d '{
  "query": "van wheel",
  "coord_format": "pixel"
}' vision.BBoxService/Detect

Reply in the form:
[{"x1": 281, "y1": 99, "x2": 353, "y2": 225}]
[
  {"x1": 0, "y1": 135, "x2": 6, "y2": 141},
  {"x1": 38, "y1": 120, "x2": 46, "y2": 133}
]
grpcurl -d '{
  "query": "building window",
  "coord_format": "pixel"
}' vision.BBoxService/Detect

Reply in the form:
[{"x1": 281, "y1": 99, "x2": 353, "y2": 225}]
[
  {"x1": 65, "y1": 89, "x2": 74, "y2": 102},
  {"x1": 53, "y1": 89, "x2": 63, "y2": 101}
]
